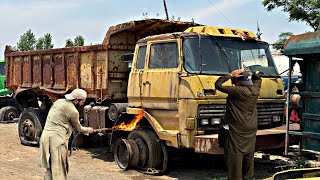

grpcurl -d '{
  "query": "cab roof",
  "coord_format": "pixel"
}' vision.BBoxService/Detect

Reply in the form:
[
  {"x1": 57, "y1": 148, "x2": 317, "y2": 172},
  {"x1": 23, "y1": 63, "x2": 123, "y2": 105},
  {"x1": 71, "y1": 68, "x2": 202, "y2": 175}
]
[
  {"x1": 185, "y1": 26, "x2": 257, "y2": 38},
  {"x1": 137, "y1": 26, "x2": 266, "y2": 43}
]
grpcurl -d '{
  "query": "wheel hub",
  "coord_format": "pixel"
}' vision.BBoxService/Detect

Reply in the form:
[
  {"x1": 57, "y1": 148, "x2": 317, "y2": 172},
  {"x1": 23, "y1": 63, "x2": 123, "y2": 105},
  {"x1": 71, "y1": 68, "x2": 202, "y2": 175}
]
[
  {"x1": 7, "y1": 112, "x2": 15, "y2": 121},
  {"x1": 22, "y1": 119, "x2": 35, "y2": 140},
  {"x1": 114, "y1": 139, "x2": 132, "y2": 170}
]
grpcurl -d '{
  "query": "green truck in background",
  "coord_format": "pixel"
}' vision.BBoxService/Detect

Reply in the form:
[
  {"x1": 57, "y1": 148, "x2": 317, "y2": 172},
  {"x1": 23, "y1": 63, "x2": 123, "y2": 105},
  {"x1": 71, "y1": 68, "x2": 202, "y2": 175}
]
[
  {"x1": 0, "y1": 59, "x2": 22, "y2": 122},
  {"x1": 0, "y1": 59, "x2": 11, "y2": 96}
]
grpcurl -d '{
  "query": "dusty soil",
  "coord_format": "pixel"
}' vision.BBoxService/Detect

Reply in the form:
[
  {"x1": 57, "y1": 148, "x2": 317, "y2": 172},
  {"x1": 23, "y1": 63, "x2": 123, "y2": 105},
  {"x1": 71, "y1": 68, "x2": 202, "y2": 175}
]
[{"x1": 0, "y1": 123, "x2": 319, "y2": 180}]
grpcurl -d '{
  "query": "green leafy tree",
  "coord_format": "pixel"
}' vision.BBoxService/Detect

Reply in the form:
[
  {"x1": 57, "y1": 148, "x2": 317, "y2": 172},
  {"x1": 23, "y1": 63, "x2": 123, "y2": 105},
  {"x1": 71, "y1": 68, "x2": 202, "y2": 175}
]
[
  {"x1": 43, "y1": 33, "x2": 54, "y2": 49},
  {"x1": 65, "y1": 35, "x2": 84, "y2": 47},
  {"x1": 17, "y1": 30, "x2": 54, "y2": 50},
  {"x1": 35, "y1": 37, "x2": 44, "y2": 50},
  {"x1": 16, "y1": 29, "x2": 36, "y2": 51},
  {"x1": 65, "y1": 39, "x2": 74, "y2": 47},
  {"x1": 262, "y1": 0, "x2": 320, "y2": 31},
  {"x1": 35, "y1": 33, "x2": 54, "y2": 50},
  {"x1": 273, "y1": 32, "x2": 293, "y2": 52},
  {"x1": 74, "y1": 35, "x2": 84, "y2": 46}
]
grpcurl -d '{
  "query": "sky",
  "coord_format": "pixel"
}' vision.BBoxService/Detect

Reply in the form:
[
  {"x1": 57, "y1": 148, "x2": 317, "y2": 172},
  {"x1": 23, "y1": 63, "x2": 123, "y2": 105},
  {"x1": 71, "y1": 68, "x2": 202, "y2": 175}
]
[{"x1": 0, "y1": 0, "x2": 313, "y2": 59}]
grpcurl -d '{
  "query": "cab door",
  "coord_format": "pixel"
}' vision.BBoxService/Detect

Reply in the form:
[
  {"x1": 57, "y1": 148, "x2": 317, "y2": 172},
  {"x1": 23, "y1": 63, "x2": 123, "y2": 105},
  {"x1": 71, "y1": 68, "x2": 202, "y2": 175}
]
[
  {"x1": 127, "y1": 45, "x2": 146, "y2": 107},
  {"x1": 141, "y1": 40, "x2": 180, "y2": 110}
]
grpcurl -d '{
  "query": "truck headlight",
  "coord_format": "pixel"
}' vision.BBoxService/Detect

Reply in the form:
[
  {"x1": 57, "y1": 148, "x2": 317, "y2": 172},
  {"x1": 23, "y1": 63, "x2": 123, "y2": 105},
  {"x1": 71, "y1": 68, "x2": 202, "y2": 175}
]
[
  {"x1": 211, "y1": 118, "x2": 221, "y2": 125},
  {"x1": 273, "y1": 115, "x2": 281, "y2": 122},
  {"x1": 201, "y1": 119, "x2": 209, "y2": 125}
]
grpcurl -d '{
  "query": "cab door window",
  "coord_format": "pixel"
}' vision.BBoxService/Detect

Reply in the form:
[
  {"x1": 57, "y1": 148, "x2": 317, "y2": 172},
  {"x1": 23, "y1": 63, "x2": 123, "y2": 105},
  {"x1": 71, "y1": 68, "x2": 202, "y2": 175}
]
[
  {"x1": 136, "y1": 46, "x2": 146, "y2": 69},
  {"x1": 149, "y1": 42, "x2": 178, "y2": 69}
]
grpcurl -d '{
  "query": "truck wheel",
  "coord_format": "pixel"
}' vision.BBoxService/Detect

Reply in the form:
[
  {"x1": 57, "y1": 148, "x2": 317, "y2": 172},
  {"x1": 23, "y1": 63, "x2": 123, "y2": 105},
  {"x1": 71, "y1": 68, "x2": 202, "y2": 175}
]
[
  {"x1": 128, "y1": 128, "x2": 163, "y2": 169},
  {"x1": 0, "y1": 106, "x2": 19, "y2": 122},
  {"x1": 114, "y1": 139, "x2": 131, "y2": 170},
  {"x1": 127, "y1": 139, "x2": 139, "y2": 168},
  {"x1": 133, "y1": 137, "x2": 148, "y2": 168},
  {"x1": 159, "y1": 140, "x2": 168, "y2": 174},
  {"x1": 18, "y1": 109, "x2": 45, "y2": 146}
]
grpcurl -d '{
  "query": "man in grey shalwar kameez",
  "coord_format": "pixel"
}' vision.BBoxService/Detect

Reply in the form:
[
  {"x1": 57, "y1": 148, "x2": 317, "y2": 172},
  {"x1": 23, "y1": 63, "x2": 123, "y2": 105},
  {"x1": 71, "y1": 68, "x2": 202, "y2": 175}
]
[{"x1": 39, "y1": 89, "x2": 95, "y2": 180}]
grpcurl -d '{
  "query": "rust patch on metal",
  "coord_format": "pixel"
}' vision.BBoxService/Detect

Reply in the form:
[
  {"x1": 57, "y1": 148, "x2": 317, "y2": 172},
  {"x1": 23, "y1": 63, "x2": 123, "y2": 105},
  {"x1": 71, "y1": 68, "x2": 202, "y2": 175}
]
[
  {"x1": 256, "y1": 123, "x2": 299, "y2": 136},
  {"x1": 194, "y1": 135, "x2": 223, "y2": 154},
  {"x1": 5, "y1": 45, "x2": 108, "y2": 57},
  {"x1": 102, "y1": 19, "x2": 200, "y2": 45},
  {"x1": 285, "y1": 32, "x2": 320, "y2": 45},
  {"x1": 108, "y1": 73, "x2": 128, "y2": 79},
  {"x1": 137, "y1": 32, "x2": 202, "y2": 43}
]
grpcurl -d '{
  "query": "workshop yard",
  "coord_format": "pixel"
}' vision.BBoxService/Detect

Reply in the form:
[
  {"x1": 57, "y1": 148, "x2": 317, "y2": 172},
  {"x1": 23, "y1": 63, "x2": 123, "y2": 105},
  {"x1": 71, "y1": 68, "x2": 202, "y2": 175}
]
[{"x1": 0, "y1": 123, "x2": 319, "y2": 180}]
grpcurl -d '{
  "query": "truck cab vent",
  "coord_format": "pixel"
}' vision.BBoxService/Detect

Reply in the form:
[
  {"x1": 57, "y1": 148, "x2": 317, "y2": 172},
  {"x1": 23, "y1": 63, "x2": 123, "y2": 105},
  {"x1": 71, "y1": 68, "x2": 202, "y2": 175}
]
[{"x1": 218, "y1": 29, "x2": 225, "y2": 34}]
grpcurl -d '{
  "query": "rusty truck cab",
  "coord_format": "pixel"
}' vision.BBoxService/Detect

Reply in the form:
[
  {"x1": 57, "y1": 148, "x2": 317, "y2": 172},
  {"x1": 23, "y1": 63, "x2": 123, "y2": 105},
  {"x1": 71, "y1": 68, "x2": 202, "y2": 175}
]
[{"x1": 127, "y1": 26, "x2": 287, "y2": 153}]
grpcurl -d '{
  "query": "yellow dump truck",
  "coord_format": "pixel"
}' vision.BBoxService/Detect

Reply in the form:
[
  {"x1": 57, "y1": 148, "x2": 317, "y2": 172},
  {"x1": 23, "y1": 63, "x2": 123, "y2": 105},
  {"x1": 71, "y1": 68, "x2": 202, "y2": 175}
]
[{"x1": 5, "y1": 19, "x2": 289, "y2": 173}]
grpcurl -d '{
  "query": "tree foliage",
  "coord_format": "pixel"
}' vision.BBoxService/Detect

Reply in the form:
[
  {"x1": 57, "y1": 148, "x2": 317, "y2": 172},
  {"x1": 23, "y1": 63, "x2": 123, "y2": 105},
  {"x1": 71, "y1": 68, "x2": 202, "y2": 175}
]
[
  {"x1": 35, "y1": 37, "x2": 44, "y2": 50},
  {"x1": 273, "y1": 32, "x2": 293, "y2": 52},
  {"x1": 16, "y1": 30, "x2": 54, "y2": 51},
  {"x1": 43, "y1": 33, "x2": 54, "y2": 49},
  {"x1": 16, "y1": 29, "x2": 36, "y2": 51},
  {"x1": 74, "y1": 35, "x2": 85, "y2": 46},
  {"x1": 262, "y1": 0, "x2": 320, "y2": 31},
  {"x1": 65, "y1": 35, "x2": 85, "y2": 47},
  {"x1": 35, "y1": 33, "x2": 54, "y2": 50},
  {"x1": 65, "y1": 39, "x2": 74, "y2": 47}
]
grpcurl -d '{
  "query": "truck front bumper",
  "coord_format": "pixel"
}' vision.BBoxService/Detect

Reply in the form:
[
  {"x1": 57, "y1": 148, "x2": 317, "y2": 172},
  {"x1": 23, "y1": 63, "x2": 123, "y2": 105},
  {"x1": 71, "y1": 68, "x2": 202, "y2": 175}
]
[{"x1": 194, "y1": 123, "x2": 300, "y2": 154}]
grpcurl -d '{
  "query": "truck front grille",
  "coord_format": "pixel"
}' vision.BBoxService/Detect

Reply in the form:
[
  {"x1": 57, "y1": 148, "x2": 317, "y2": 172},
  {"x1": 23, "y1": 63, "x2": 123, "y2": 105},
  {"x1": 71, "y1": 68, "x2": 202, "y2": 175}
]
[
  {"x1": 257, "y1": 103, "x2": 284, "y2": 128},
  {"x1": 197, "y1": 104, "x2": 225, "y2": 130},
  {"x1": 197, "y1": 103, "x2": 284, "y2": 129},
  {"x1": 198, "y1": 104, "x2": 226, "y2": 118}
]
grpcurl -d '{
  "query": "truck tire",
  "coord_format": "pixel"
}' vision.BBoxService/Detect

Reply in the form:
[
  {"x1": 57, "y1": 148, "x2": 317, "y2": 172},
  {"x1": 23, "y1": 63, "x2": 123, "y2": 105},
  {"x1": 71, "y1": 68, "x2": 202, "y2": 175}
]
[
  {"x1": 18, "y1": 108, "x2": 45, "y2": 146},
  {"x1": 128, "y1": 128, "x2": 163, "y2": 169},
  {"x1": 114, "y1": 139, "x2": 131, "y2": 170},
  {"x1": 0, "y1": 106, "x2": 19, "y2": 122},
  {"x1": 127, "y1": 139, "x2": 139, "y2": 168}
]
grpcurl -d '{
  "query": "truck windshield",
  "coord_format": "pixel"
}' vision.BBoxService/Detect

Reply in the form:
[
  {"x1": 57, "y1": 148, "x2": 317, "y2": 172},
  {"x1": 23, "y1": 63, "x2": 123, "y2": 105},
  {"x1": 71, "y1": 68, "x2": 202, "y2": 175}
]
[{"x1": 183, "y1": 37, "x2": 278, "y2": 76}]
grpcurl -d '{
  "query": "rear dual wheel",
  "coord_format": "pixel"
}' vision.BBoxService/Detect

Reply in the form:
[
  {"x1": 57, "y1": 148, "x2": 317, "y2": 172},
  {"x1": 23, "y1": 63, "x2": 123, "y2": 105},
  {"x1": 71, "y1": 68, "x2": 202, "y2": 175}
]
[
  {"x1": 114, "y1": 128, "x2": 167, "y2": 172},
  {"x1": 128, "y1": 128, "x2": 163, "y2": 169},
  {"x1": 113, "y1": 138, "x2": 140, "y2": 170},
  {"x1": 18, "y1": 108, "x2": 45, "y2": 146},
  {"x1": 0, "y1": 106, "x2": 19, "y2": 122}
]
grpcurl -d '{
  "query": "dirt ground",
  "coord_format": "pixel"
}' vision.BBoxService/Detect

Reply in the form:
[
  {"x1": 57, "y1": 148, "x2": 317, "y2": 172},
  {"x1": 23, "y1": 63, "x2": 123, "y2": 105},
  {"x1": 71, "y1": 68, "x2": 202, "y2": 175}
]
[{"x1": 0, "y1": 123, "x2": 319, "y2": 180}]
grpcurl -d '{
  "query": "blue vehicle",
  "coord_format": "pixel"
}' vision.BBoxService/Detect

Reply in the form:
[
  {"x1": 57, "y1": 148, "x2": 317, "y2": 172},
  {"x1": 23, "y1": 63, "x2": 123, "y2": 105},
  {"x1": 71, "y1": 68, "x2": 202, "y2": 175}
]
[{"x1": 281, "y1": 75, "x2": 299, "y2": 91}]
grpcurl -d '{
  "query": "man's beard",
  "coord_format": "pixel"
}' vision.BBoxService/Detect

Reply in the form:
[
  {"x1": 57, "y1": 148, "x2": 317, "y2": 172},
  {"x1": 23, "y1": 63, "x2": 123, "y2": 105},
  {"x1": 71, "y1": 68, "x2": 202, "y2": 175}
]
[{"x1": 75, "y1": 103, "x2": 80, "y2": 109}]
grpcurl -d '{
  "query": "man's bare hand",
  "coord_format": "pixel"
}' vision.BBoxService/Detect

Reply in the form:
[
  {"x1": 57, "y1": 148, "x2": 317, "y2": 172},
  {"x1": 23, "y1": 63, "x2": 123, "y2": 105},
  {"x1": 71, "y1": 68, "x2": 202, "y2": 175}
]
[
  {"x1": 230, "y1": 69, "x2": 245, "y2": 78},
  {"x1": 88, "y1": 127, "x2": 95, "y2": 134}
]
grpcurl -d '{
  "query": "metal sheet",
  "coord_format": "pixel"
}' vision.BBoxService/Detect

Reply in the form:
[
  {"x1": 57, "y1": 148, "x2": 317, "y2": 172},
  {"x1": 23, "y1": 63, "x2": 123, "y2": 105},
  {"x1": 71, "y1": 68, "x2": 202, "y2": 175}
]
[
  {"x1": 194, "y1": 124, "x2": 299, "y2": 154},
  {"x1": 284, "y1": 32, "x2": 320, "y2": 56},
  {"x1": 103, "y1": 19, "x2": 200, "y2": 45},
  {"x1": 194, "y1": 134, "x2": 223, "y2": 154}
]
